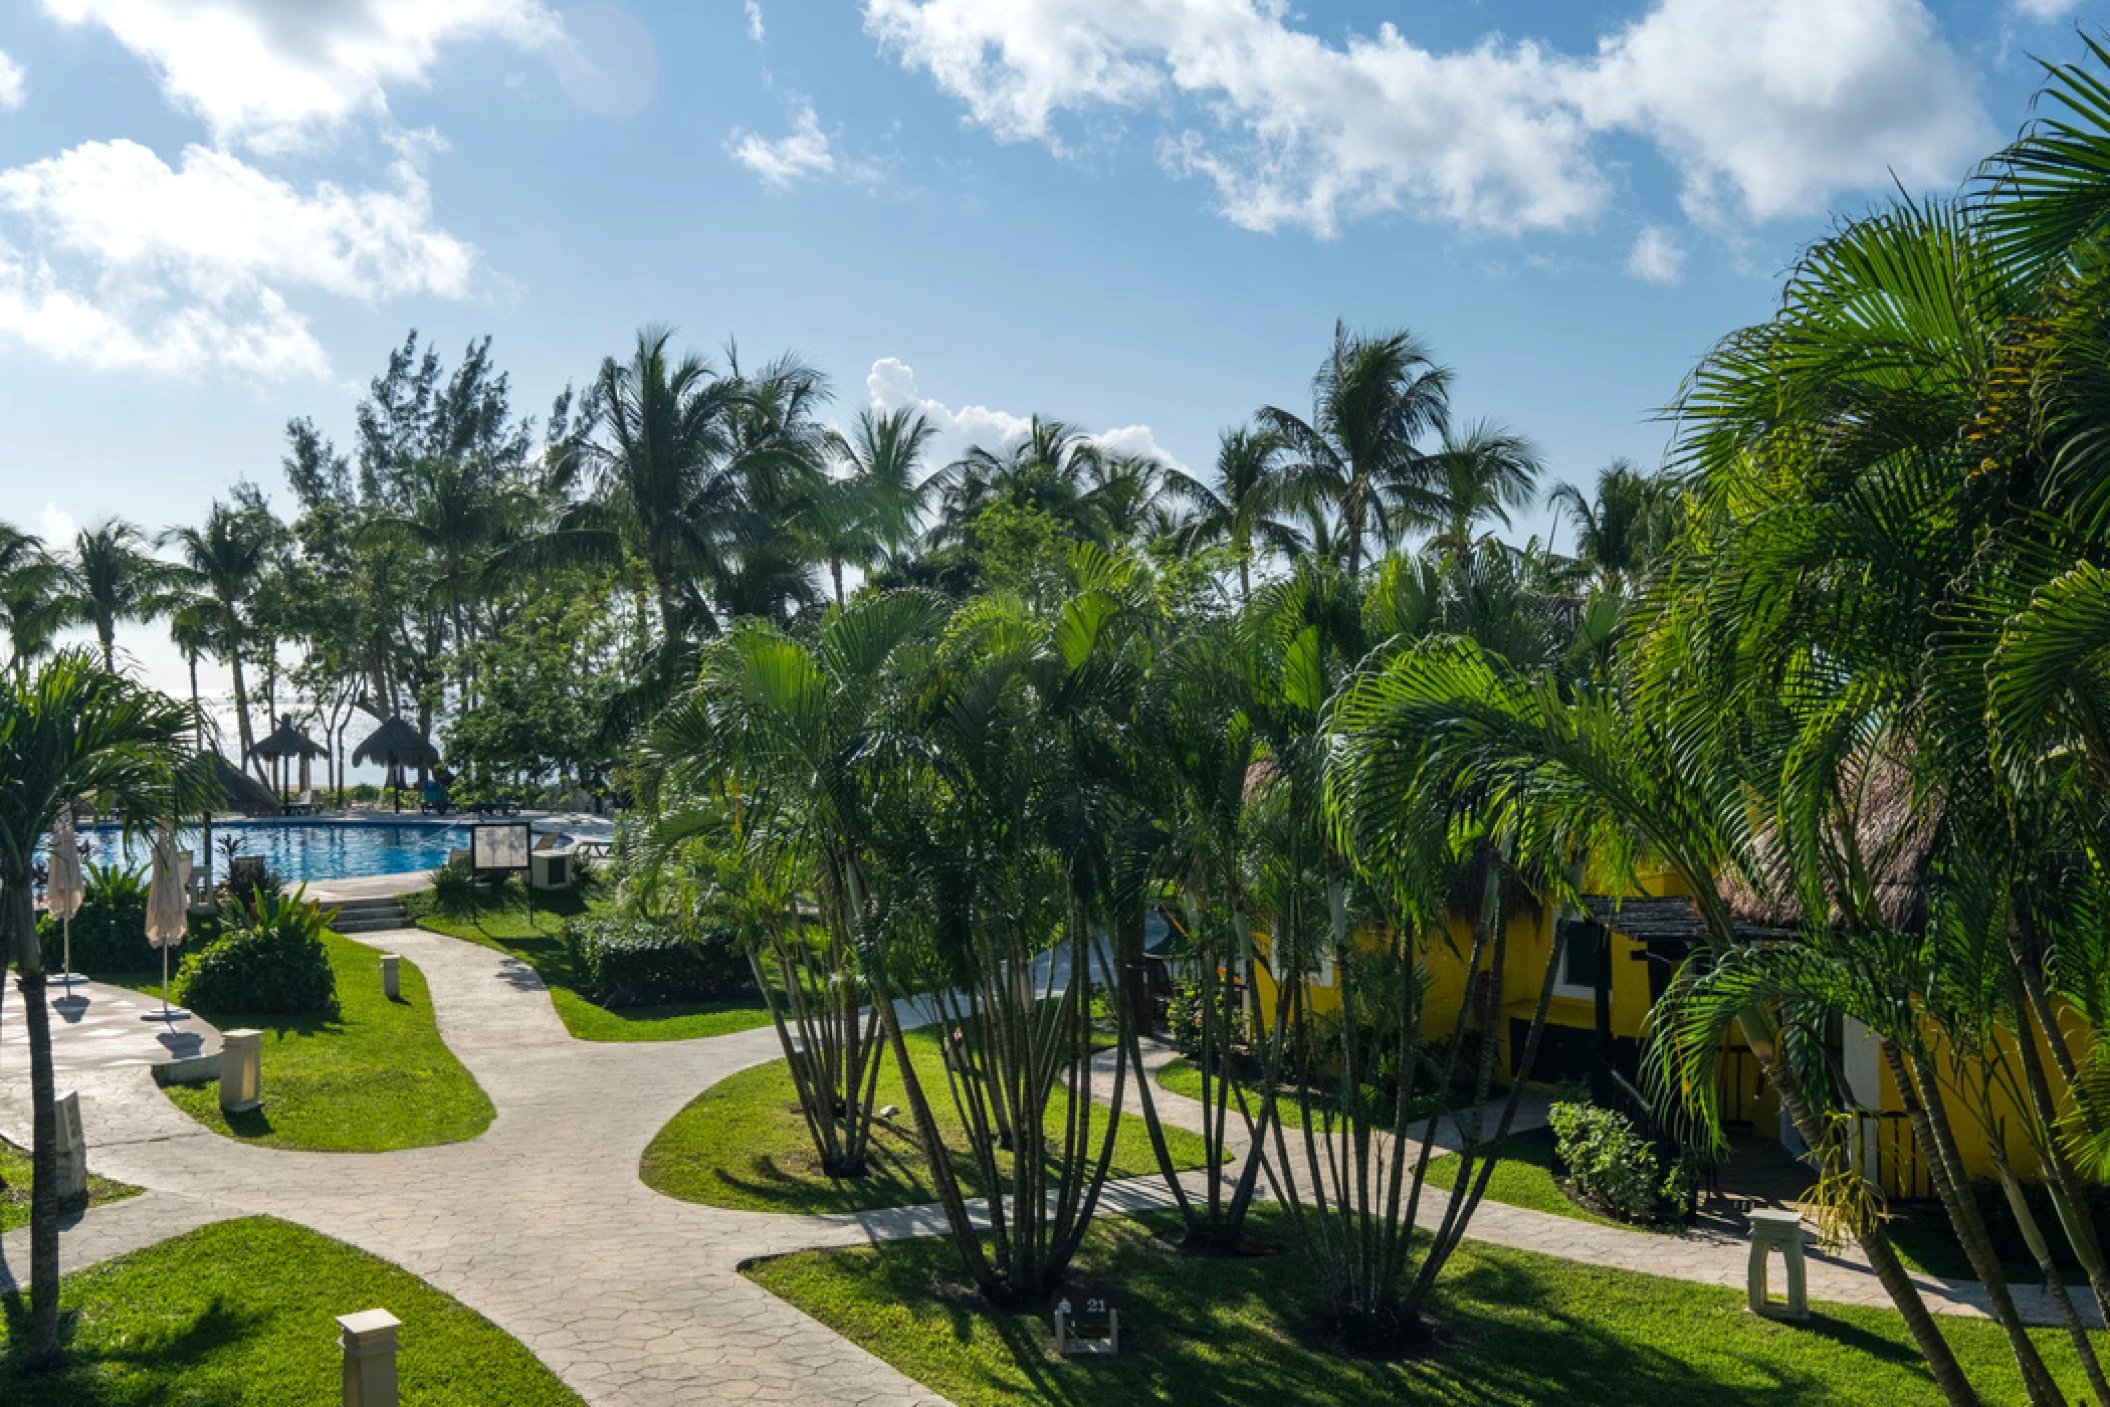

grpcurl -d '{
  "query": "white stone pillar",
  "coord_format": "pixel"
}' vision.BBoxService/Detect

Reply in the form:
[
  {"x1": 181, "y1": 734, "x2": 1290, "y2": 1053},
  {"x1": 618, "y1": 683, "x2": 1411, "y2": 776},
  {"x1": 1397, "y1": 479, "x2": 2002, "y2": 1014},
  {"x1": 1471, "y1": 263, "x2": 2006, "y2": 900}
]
[
  {"x1": 337, "y1": 1309, "x2": 400, "y2": 1407},
  {"x1": 53, "y1": 1090, "x2": 87, "y2": 1201},
  {"x1": 1746, "y1": 1209, "x2": 1810, "y2": 1320},
  {"x1": 379, "y1": 955, "x2": 401, "y2": 1002},
  {"x1": 220, "y1": 1029, "x2": 263, "y2": 1115}
]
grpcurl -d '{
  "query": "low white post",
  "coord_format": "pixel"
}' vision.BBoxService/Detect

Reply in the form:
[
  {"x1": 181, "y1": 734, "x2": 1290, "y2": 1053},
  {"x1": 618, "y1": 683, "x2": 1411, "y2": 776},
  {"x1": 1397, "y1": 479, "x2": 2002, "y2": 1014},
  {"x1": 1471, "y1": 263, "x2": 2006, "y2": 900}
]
[
  {"x1": 52, "y1": 1090, "x2": 87, "y2": 1201},
  {"x1": 337, "y1": 1309, "x2": 400, "y2": 1407},
  {"x1": 379, "y1": 955, "x2": 401, "y2": 1002},
  {"x1": 220, "y1": 1029, "x2": 263, "y2": 1115},
  {"x1": 1747, "y1": 1209, "x2": 1810, "y2": 1320}
]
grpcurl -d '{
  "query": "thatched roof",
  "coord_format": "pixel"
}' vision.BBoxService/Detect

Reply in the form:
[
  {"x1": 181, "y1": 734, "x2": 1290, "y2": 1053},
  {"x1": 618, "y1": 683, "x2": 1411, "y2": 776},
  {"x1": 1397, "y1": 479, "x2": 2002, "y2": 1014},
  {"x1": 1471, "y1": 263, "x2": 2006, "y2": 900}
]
[
  {"x1": 352, "y1": 716, "x2": 439, "y2": 769},
  {"x1": 249, "y1": 714, "x2": 326, "y2": 762},
  {"x1": 208, "y1": 754, "x2": 280, "y2": 817}
]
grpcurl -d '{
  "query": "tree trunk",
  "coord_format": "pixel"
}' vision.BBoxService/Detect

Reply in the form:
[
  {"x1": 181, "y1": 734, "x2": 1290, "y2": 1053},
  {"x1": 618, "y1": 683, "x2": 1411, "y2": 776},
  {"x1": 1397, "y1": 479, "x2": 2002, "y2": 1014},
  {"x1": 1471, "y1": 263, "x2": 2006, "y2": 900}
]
[
  {"x1": 228, "y1": 646, "x2": 259, "y2": 779},
  {"x1": 5, "y1": 866, "x2": 63, "y2": 1367}
]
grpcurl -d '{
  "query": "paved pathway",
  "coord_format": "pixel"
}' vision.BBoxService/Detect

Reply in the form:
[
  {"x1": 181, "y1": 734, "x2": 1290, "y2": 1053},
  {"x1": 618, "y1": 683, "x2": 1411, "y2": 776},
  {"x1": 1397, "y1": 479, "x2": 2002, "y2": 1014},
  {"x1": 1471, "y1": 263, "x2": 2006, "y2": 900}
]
[
  {"x1": 1, "y1": 928, "x2": 945, "y2": 1405},
  {"x1": 1, "y1": 977, "x2": 221, "y2": 1074},
  {"x1": 1, "y1": 929, "x2": 2098, "y2": 1407}
]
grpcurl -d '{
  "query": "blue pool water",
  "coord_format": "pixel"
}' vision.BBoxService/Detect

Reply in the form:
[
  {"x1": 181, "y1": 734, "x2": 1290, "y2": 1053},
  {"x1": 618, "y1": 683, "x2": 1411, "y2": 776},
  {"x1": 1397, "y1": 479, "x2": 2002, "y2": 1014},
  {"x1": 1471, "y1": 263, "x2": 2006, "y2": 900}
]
[{"x1": 63, "y1": 820, "x2": 470, "y2": 884}]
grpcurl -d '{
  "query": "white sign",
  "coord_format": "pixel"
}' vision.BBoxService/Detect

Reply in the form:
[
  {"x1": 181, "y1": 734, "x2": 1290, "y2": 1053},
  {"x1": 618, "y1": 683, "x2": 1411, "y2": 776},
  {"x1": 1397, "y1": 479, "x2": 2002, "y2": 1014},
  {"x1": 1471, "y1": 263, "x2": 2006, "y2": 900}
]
[{"x1": 471, "y1": 823, "x2": 532, "y2": 873}]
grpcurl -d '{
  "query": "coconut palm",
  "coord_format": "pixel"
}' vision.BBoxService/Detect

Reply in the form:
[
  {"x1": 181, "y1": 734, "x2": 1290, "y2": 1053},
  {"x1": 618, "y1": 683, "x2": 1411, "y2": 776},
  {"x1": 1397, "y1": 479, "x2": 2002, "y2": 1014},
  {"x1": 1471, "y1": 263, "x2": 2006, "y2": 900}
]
[
  {"x1": 0, "y1": 524, "x2": 68, "y2": 667},
  {"x1": 1546, "y1": 459, "x2": 1674, "y2": 593},
  {"x1": 1262, "y1": 321, "x2": 1452, "y2": 577},
  {"x1": 1173, "y1": 426, "x2": 1306, "y2": 599},
  {"x1": 64, "y1": 518, "x2": 182, "y2": 672},
  {"x1": 567, "y1": 327, "x2": 744, "y2": 644},
  {"x1": 0, "y1": 651, "x2": 208, "y2": 1367},
  {"x1": 1421, "y1": 419, "x2": 1542, "y2": 556},
  {"x1": 814, "y1": 406, "x2": 940, "y2": 600},
  {"x1": 928, "y1": 416, "x2": 1109, "y2": 549},
  {"x1": 162, "y1": 499, "x2": 278, "y2": 771}
]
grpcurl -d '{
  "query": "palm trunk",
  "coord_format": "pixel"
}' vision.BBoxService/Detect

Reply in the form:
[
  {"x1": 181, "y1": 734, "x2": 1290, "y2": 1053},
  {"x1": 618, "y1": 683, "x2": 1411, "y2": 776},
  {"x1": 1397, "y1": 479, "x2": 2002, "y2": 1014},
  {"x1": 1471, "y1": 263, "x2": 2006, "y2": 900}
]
[
  {"x1": 1748, "y1": 1024, "x2": 1978, "y2": 1406},
  {"x1": 1889, "y1": 1044, "x2": 2061, "y2": 1406},
  {"x1": 5, "y1": 866, "x2": 63, "y2": 1367}
]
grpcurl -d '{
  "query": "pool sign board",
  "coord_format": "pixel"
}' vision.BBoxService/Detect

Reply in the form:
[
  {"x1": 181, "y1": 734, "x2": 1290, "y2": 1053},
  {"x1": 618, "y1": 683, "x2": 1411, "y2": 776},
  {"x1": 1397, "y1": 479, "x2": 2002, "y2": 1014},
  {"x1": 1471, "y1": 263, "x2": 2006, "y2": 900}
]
[{"x1": 470, "y1": 822, "x2": 532, "y2": 876}]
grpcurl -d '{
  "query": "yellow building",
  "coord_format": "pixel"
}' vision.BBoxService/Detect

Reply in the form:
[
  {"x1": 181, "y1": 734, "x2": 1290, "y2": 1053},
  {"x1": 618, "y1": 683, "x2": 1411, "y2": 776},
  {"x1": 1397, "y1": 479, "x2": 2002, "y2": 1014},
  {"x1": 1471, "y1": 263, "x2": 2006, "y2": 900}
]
[{"x1": 1247, "y1": 873, "x2": 2086, "y2": 1200}]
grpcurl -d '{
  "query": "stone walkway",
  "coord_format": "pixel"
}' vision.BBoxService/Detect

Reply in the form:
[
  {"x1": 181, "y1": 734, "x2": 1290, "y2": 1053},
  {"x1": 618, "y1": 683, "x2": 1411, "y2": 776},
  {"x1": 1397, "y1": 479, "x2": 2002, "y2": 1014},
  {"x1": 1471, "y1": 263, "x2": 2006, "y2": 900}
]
[
  {"x1": 1, "y1": 929, "x2": 2098, "y2": 1407},
  {"x1": 0, "y1": 977, "x2": 221, "y2": 1074}
]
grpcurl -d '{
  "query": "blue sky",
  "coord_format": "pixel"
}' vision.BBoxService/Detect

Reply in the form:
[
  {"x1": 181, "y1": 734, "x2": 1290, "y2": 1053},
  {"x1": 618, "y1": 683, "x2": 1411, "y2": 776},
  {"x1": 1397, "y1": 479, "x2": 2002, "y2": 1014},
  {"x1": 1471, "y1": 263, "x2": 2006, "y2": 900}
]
[{"x1": 0, "y1": 0, "x2": 2089, "y2": 697}]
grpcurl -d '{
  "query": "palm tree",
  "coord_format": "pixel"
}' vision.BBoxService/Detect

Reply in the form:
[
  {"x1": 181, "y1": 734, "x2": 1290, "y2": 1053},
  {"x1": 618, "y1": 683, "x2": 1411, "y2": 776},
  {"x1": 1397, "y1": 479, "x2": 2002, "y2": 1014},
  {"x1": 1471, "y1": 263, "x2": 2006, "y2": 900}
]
[
  {"x1": 1262, "y1": 321, "x2": 1452, "y2": 577},
  {"x1": 162, "y1": 500, "x2": 277, "y2": 772},
  {"x1": 815, "y1": 406, "x2": 940, "y2": 600},
  {"x1": 929, "y1": 416, "x2": 1109, "y2": 548},
  {"x1": 0, "y1": 524, "x2": 67, "y2": 666},
  {"x1": 1546, "y1": 459, "x2": 1673, "y2": 592},
  {"x1": 1173, "y1": 426, "x2": 1305, "y2": 600},
  {"x1": 1422, "y1": 420, "x2": 1542, "y2": 556},
  {"x1": 569, "y1": 327, "x2": 744, "y2": 644},
  {"x1": 66, "y1": 518, "x2": 182, "y2": 671},
  {"x1": 359, "y1": 456, "x2": 527, "y2": 648},
  {"x1": 0, "y1": 652, "x2": 207, "y2": 1367},
  {"x1": 647, "y1": 591, "x2": 950, "y2": 1179}
]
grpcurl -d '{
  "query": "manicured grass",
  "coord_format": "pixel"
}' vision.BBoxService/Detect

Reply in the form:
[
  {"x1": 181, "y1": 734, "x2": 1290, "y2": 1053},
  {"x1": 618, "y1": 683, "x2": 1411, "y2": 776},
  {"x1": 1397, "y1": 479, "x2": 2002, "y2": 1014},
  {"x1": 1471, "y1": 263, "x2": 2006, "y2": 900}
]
[
  {"x1": 402, "y1": 886, "x2": 773, "y2": 1043},
  {"x1": 0, "y1": 1138, "x2": 138, "y2": 1236},
  {"x1": 744, "y1": 1208, "x2": 2093, "y2": 1406},
  {"x1": 1156, "y1": 1055, "x2": 1236, "y2": 1106},
  {"x1": 644, "y1": 1023, "x2": 1220, "y2": 1215},
  {"x1": 159, "y1": 932, "x2": 494, "y2": 1153},
  {"x1": 0, "y1": 1216, "x2": 581, "y2": 1404}
]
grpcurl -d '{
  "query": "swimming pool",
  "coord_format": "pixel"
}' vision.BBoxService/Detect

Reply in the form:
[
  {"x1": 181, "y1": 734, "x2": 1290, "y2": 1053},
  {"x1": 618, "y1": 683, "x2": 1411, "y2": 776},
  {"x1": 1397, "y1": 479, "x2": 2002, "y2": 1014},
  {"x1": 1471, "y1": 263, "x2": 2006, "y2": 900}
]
[{"x1": 62, "y1": 819, "x2": 471, "y2": 884}]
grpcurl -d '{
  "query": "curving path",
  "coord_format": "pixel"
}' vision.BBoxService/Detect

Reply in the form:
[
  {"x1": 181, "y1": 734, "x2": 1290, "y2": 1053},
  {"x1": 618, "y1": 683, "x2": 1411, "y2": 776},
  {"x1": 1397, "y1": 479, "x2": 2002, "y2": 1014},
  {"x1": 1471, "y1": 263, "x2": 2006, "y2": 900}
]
[
  {"x1": 2, "y1": 922, "x2": 2097, "y2": 1407},
  {"x1": 1, "y1": 928, "x2": 950, "y2": 1405}
]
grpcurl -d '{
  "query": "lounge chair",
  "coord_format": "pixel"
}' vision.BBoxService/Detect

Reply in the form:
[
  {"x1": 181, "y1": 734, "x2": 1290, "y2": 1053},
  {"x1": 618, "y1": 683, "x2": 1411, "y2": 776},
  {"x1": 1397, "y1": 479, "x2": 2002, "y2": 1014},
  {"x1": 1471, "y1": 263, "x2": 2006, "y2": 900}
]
[{"x1": 282, "y1": 789, "x2": 321, "y2": 816}]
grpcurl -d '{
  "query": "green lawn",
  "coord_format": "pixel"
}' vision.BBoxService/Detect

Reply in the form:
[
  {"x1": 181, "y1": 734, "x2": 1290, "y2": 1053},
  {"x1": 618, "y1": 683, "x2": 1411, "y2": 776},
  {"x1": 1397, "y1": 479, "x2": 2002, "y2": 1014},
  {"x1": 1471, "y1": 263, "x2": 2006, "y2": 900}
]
[
  {"x1": 402, "y1": 886, "x2": 773, "y2": 1043},
  {"x1": 644, "y1": 1023, "x2": 1219, "y2": 1215},
  {"x1": 745, "y1": 1208, "x2": 2092, "y2": 1406},
  {"x1": 0, "y1": 1216, "x2": 580, "y2": 1405},
  {"x1": 159, "y1": 932, "x2": 494, "y2": 1153},
  {"x1": 0, "y1": 1138, "x2": 138, "y2": 1236}
]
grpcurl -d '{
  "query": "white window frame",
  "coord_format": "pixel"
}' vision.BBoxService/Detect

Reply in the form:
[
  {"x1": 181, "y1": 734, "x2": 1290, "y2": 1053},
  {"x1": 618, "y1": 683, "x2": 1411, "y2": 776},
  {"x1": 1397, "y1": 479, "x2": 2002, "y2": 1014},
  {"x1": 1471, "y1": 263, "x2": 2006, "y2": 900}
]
[{"x1": 1553, "y1": 911, "x2": 1608, "y2": 1002}]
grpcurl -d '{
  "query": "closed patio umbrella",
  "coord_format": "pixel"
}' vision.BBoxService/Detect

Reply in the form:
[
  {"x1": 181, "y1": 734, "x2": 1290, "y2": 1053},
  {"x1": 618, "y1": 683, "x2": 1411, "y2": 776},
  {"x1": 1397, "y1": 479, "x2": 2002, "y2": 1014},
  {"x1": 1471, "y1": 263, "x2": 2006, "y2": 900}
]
[
  {"x1": 47, "y1": 805, "x2": 85, "y2": 991},
  {"x1": 142, "y1": 824, "x2": 192, "y2": 1024},
  {"x1": 352, "y1": 716, "x2": 440, "y2": 813}
]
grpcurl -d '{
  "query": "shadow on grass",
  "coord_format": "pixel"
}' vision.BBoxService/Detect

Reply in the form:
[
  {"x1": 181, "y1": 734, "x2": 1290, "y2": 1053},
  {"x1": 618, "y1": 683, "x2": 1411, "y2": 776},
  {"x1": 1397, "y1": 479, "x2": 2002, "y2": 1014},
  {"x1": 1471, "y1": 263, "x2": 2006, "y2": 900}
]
[
  {"x1": 751, "y1": 1212, "x2": 1928, "y2": 1407},
  {"x1": 1, "y1": 1291, "x2": 267, "y2": 1395}
]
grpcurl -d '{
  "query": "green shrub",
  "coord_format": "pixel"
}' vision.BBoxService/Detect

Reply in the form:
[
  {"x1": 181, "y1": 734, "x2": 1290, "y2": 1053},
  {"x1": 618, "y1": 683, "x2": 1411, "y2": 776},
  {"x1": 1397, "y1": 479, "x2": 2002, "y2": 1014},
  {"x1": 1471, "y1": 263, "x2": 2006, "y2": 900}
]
[
  {"x1": 429, "y1": 859, "x2": 479, "y2": 920},
  {"x1": 1548, "y1": 1098, "x2": 1664, "y2": 1222},
  {"x1": 558, "y1": 917, "x2": 752, "y2": 1007},
  {"x1": 173, "y1": 891, "x2": 338, "y2": 1017}
]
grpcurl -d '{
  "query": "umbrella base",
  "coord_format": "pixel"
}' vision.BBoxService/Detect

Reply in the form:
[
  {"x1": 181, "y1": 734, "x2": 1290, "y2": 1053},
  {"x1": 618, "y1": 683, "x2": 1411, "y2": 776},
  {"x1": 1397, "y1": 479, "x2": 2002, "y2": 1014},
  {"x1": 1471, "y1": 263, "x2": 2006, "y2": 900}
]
[
  {"x1": 50, "y1": 972, "x2": 85, "y2": 989},
  {"x1": 140, "y1": 1007, "x2": 191, "y2": 1022}
]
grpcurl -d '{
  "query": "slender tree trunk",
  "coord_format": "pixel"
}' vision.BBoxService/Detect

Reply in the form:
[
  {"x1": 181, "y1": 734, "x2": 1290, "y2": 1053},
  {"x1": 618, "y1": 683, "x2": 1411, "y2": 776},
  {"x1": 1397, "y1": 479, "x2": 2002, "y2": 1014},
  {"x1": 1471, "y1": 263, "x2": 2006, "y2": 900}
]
[
  {"x1": 1889, "y1": 1044, "x2": 2061, "y2": 1407},
  {"x1": 5, "y1": 866, "x2": 63, "y2": 1367},
  {"x1": 227, "y1": 645, "x2": 258, "y2": 778},
  {"x1": 1747, "y1": 1024, "x2": 1979, "y2": 1406}
]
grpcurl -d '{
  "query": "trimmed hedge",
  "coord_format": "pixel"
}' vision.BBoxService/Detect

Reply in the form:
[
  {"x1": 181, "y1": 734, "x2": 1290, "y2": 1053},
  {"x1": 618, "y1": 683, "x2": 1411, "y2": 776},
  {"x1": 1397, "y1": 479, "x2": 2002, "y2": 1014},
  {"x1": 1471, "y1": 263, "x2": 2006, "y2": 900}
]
[
  {"x1": 42, "y1": 899, "x2": 223, "y2": 975},
  {"x1": 558, "y1": 918, "x2": 751, "y2": 1008}
]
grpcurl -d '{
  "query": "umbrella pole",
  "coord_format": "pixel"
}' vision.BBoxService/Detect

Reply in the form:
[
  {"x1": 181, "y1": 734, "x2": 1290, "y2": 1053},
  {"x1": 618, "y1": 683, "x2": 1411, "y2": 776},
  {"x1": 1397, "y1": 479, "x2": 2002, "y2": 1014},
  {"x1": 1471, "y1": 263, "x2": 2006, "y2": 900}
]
[{"x1": 60, "y1": 913, "x2": 73, "y2": 991}]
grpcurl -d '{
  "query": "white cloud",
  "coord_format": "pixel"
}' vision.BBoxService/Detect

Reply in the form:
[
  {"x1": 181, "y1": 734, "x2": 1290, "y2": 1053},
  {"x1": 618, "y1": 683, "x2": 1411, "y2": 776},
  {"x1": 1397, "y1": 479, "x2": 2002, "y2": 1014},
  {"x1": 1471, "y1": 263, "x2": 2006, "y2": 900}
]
[
  {"x1": 730, "y1": 101, "x2": 886, "y2": 190},
  {"x1": 0, "y1": 138, "x2": 479, "y2": 379},
  {"x1": 866, "y1": 357, "x2": 1188, "y2": 474},
  {"x1": 39, "y1": 0, "x2": 558, "y2": 152},
  {"x1": 0, "y1": 51, "x2": 25, "y2": 111},
  {"x1": 2014, "y1": 0, "x2": 2078, "y2": 16},
  {"x1": 39, "y1": 503, "x2": 77, "y2": 548},
  {"x1": 1625, "y1": 225, "x2": 1685, "y2": 285},
  {"x1": 745, "y1": 1, "x2": 766, "y2": 44},
  {"x1": 865, "y1": 0, "x2": 1991, "y2": 239},
  {"x1": 730, "y1": 102, "x2": 837, "y2": 189}
]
